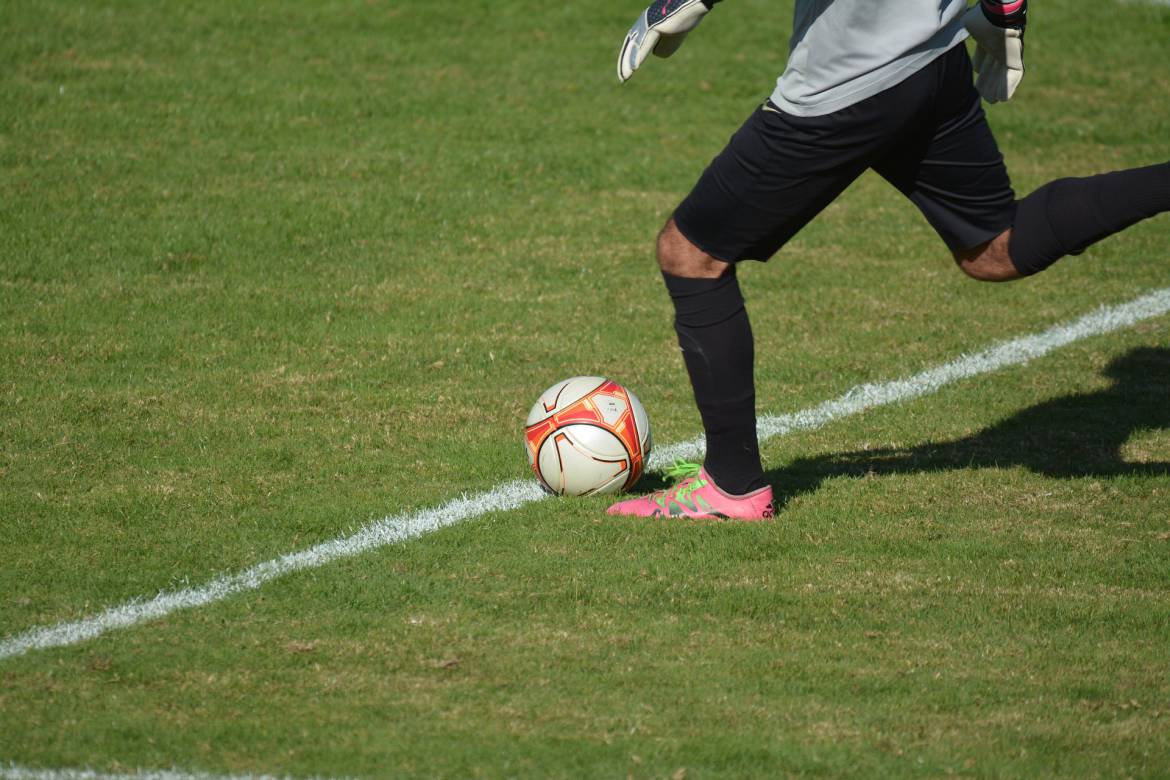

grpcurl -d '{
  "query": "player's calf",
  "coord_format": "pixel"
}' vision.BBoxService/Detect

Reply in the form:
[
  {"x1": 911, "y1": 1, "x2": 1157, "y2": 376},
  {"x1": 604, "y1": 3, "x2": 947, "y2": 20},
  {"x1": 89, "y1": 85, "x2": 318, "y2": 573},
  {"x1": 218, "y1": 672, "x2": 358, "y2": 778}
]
[{"x1": 1009, "y1": 162, "x2": 1170, "y2": 276}]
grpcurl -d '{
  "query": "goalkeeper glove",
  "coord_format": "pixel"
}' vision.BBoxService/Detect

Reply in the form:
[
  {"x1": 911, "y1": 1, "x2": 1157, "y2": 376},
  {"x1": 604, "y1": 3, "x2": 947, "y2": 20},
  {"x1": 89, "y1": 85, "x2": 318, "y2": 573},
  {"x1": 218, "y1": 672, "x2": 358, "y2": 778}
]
[
  {"x1": 962, "y1": 0, "x2": 1027, "y2": 103},
  {"x1": 618, "y1": 0, "x2": 721, "y2": 83}
]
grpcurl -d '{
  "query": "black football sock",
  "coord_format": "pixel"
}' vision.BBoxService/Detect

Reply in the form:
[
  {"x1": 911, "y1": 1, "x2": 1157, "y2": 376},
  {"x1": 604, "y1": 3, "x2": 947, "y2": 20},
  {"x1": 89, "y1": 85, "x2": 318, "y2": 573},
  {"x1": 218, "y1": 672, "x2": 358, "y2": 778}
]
[
  {"x1": 663, "y1": 270, "x2": 766, "y2": 495},
  {"x1": 1010, "y1": 162, "x2": 1170, "y2": 276}
]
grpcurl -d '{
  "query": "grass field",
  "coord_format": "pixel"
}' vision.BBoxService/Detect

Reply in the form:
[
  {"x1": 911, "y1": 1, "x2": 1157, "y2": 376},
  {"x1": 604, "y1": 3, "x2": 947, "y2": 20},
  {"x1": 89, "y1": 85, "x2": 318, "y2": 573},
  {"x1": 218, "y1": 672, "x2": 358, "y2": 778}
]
[{"x1": 2, "y1": 0, "x2": 1170, "y2": 777}]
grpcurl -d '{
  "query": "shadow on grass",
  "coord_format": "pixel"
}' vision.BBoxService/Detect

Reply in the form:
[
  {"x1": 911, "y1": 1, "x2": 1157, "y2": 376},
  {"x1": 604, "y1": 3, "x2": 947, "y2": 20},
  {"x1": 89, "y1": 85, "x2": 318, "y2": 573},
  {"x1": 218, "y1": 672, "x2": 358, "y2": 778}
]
[{"x1": 764, "y1": 346, "x2": 1170, "y2": 510}]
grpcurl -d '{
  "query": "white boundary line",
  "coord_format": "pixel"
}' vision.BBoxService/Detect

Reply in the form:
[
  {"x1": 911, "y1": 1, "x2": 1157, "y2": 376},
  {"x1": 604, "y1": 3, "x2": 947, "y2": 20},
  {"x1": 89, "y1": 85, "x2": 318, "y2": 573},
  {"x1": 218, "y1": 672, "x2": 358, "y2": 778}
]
[
  {"x1": 2, "y1": 287, "x2": 1169, "y2": 663},
  {"x1": 0, "y1": 765, "x2": 349, "y2": 780}
]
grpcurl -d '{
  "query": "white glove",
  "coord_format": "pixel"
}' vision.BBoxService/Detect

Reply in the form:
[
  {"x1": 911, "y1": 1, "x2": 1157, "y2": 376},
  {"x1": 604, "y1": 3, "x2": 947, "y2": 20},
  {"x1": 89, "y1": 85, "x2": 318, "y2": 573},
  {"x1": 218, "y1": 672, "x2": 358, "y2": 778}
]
[
  {"x1": 618, "y1": 0, "x2": 716, "y2": 83},
  {"x1": 962, "y1": 4, "x2": 1025, "y2": 103}
]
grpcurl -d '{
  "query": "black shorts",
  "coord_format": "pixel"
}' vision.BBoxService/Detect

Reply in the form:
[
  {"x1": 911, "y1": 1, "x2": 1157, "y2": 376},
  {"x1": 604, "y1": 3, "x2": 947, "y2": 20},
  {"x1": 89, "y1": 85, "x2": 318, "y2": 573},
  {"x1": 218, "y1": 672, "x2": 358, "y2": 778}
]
[{"x1": 673, "y1": 44, "x2": 1018, "y2": 261}]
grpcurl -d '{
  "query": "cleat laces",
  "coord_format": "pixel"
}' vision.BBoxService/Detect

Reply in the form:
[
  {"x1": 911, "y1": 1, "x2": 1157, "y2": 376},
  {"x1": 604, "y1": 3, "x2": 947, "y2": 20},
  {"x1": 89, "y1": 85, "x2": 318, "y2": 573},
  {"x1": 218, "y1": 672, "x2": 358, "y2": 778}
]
[{"x1": 655, "y1": 461, "x2": 706, "y2": 513}]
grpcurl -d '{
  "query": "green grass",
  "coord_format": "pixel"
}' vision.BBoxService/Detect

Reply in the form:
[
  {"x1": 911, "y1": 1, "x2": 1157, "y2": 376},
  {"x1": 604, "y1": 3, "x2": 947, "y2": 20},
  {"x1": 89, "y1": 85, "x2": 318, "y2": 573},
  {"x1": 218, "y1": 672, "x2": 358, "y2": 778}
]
[{"x1": 2, "y1": 0, "x2": 1169, "y2": 776}]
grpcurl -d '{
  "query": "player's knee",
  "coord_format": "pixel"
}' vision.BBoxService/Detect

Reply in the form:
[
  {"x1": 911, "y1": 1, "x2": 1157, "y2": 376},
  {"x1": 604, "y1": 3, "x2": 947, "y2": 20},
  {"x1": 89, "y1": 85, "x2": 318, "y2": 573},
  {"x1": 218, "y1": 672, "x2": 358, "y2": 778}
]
[
  {"x1": 952, "y1": 230, "x2": 1021, "y2": 282},
  {"x1": 655, "y1": 224, "x2": 679, "y2": 271},
  {"x1": 954, "y1": 253, "x2": 1011, "y2": 281},
  {"x1": 656, "y1": 219, "x2": 731, "y2": 279}
]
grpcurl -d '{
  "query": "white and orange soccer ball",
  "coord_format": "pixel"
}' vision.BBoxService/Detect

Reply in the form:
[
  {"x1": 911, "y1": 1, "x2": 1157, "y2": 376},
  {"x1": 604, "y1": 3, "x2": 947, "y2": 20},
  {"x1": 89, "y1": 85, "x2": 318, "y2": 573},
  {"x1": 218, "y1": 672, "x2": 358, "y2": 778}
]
[{"x1": 524, "y1": 376, "x2": 652, "y2": 497}]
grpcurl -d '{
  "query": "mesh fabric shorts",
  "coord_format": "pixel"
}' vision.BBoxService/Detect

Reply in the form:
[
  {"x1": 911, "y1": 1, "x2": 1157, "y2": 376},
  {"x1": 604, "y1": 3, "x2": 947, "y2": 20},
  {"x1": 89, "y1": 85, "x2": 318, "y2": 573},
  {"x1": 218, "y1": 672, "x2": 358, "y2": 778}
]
[{"x1": 673, "y1": 43, "x2": 1018, "y2": 261}]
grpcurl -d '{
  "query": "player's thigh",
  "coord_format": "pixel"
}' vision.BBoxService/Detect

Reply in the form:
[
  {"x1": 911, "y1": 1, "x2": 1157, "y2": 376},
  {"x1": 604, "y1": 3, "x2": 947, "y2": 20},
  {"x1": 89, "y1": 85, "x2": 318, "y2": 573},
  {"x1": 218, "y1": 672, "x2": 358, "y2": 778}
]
[
  {"x1": 873, "y1": 46, "x2": 1017, "y2": 253},
  {"x1": 673, "y1": 103, "x2": 869, "y2": 264}
]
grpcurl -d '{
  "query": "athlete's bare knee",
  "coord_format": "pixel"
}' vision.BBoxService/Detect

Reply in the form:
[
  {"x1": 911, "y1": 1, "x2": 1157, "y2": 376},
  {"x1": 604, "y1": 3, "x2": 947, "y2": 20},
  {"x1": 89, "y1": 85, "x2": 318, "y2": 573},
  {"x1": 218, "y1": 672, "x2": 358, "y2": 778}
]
[
  {"x1": 657, "y1": 219, "x2": 732, "y2": 279},
  {"x1": 952, "y1": 229, "x2": 1021, "y2": 282}
]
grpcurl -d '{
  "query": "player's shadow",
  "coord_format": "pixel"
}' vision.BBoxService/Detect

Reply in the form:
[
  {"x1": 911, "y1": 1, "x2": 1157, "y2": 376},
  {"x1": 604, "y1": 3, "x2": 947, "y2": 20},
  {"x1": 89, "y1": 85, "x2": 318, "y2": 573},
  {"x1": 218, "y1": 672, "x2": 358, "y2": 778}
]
[{"x1": 765, "y1": 346, "x2": 1170, "y2": 509}]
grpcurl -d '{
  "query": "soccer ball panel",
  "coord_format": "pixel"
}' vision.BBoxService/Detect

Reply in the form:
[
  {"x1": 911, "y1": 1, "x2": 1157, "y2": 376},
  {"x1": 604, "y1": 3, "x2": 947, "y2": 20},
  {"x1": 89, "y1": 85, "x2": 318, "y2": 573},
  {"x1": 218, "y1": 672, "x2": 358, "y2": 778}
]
[
  {"x1": 525, "y1": 376, "x2": 606, "y2": 426},
  {"x1": 536, "y1": 424, "x2": 631, "y2": 497},
  {"x1": 592, "y1": 391, "x2": 629, "y2": 426}
]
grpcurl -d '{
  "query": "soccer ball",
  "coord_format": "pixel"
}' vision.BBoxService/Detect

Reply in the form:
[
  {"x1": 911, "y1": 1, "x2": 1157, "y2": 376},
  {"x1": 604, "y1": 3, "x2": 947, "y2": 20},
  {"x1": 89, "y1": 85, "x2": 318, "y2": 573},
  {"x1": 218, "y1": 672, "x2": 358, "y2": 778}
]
[{"x1": 524, "y1": 376, "x2": 652, "y2": 497}]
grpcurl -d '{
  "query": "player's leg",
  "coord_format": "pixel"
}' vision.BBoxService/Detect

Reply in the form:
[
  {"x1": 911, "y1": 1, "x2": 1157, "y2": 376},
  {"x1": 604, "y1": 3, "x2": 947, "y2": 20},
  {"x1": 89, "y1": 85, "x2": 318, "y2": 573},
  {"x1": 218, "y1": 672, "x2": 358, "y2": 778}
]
[
  {"x1": 608, "y1": 102, "x2": 872, "y2": 520},
  {"x1": 1007, "y1": 163, "x2": 1170, "y2": 276},
  {"x1": 955, "y1": 159, "x2": 1170, "y2": 280},
  {"x1": 655, "y1": 218, "x2": 762, "y2": 501},
  {"x1": 606, "y1": 215, "x2": 773, "y2": 519},
  {"x1": 877, "y1": 44, "x2": 1170, "y2": 281}
]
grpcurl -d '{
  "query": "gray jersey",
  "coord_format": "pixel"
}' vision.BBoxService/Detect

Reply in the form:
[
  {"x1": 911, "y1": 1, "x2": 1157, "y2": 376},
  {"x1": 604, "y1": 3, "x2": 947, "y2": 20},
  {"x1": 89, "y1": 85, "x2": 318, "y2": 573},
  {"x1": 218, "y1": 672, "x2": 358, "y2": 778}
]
[{"x1": 770, "y1": 0, "x2": 970, "y2": 117}]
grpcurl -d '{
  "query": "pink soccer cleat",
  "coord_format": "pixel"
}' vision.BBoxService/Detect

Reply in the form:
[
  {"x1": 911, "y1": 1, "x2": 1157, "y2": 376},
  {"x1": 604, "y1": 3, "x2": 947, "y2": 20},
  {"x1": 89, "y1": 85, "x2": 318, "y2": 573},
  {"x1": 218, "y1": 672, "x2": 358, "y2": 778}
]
[{"x1": 606, "y1": 462, "x2": 774, "y2": 521}]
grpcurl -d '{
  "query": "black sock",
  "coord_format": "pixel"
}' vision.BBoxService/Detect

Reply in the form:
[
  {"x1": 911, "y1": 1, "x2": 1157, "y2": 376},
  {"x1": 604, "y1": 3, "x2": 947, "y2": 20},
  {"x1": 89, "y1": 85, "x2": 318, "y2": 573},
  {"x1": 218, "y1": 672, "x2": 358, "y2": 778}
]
[
  {"x1": 663, "y1": 270, "x2": 766, "y2": 495},
  {"x1": 1010, "y1": 162, "x2": 1170, "y2": 276}
]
